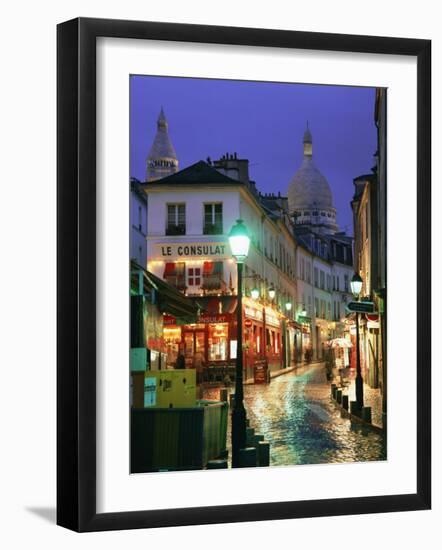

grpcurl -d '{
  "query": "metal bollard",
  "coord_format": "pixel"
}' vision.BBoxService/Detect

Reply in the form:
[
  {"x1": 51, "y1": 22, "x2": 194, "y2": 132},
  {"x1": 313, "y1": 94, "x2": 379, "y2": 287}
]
[
  {"x1": 350, "y1": 400, "x2": 361, "y2": 417},
  {"x1": 342, "y1": 395, "x2": 349, "y2": 411},
  {"x1": 331, "y1": 384, "x2": 337, "y2": 398},
  {"x1": 336, "y1": 389, "x2": 342, "y2": 404},
  {"x1": 362, "y1": 406, "x2": 372, "y2": 424},
  {"x1": 207, "y1": 459, "x2": 228, "y2": 469},
  {"x1": 246, "y1": 427, "x2": 255, "y2": 445},
  {"x1": 257, "y1": 441, "x2": 270, "y2": 467},
  {"x1": 239, "y1": 447, "x2": 257, "y2": 467}
]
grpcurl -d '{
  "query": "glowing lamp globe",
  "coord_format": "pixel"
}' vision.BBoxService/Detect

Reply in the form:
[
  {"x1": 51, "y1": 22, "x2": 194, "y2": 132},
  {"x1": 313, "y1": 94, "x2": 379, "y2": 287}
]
[
  {"x1": 350, "y1": 273, "x2": 363, "y2": 298},
  {"x1": 268, "y1": 286, "x2": 276, "y2": 300},
  {"x1": 228, "y1": 219, "x2": 250, "y2": 261},
  {"x1": 285, "y1": 302, "x2": 292, "y2": 312},
  {"x1": 251, "y1": 287, "x2": 260, "y2": 300}
]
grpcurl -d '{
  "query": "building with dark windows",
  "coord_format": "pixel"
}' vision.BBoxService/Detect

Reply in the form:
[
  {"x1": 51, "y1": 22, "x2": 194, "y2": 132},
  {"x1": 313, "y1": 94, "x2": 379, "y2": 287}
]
[
  {"x1": 136, "y1": 114, "x2": 359, "y2": 383},
  {"x1": 287, "y1": 127, "x2": 354, "y2": 360},
  {"x1": 288, "y1": 125, "x2": 339, "y2": 234},
  {"x1": 130, "y1": 177, "x2": 148, "y2": 268},
  {"x1": 143, "y1": 155, "x2": 300, "y2": 383},
  {"x1": 351, "y1": 88, "x2": 387, "y2": 428}
]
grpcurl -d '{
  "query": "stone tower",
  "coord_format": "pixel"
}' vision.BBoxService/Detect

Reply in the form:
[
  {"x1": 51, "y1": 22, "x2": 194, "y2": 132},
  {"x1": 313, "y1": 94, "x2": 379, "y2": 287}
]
[
  {"x1": 287, "y1": 124, "x2": 338, "y2": 234},
  {"x1": 146, "y1": 108, "x2": 179, "y2": 182}
]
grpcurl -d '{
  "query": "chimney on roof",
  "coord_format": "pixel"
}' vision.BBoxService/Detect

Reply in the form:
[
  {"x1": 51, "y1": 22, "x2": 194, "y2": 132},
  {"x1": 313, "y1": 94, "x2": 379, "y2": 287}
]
[{"x1": 213, "y1": 152, "x2": 250, "y2": 184}]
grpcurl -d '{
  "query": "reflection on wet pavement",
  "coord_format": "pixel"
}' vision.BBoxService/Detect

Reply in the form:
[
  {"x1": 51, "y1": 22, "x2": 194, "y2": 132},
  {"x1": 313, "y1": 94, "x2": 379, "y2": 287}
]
[{"x1": 205, "y1": 364, "x2": 386, "y2": 467}]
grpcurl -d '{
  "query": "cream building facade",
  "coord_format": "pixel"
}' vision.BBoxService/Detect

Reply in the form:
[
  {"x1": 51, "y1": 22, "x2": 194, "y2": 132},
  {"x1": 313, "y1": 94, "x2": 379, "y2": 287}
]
[{"x1": 144, "y1": 154, "x2": 300, "y2": 378}]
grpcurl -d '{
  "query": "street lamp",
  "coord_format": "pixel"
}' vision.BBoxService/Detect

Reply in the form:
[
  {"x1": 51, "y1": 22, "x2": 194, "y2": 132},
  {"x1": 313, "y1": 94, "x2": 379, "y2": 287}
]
[
  {"x1": 228, "y1": 219, "x2": 251, "y2": 468},
  {"x1": 350, "y1": 272, "x2": 363, "y2": 298},
  {"x1": 268, "y1": 286, "x2": 276, "y2": 301},
  {"x1": 251, "y1": 287, "x2": 260, "y2": 300},
  {"x1": 285, "y1": 301, "x2": 292, "y2": 312},
  {"x1": 351, "y1": 272, "x2": 364, "y2": 411}
]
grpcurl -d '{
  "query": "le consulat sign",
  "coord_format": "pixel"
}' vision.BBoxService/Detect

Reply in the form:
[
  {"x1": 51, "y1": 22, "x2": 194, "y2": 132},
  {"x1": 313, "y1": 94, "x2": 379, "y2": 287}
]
[{"x1": 154, "y1": 242, "x2": 230, "y2": 259}]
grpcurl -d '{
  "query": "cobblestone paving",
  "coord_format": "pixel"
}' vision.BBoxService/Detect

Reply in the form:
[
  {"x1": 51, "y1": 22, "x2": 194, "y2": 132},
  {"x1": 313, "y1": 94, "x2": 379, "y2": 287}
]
[
  {"x1": 347, "y1": 382, "x2": 383, "y2": 428},
  {"x1": 204, "y1": 364, "x2": 386, "y2": 467}
]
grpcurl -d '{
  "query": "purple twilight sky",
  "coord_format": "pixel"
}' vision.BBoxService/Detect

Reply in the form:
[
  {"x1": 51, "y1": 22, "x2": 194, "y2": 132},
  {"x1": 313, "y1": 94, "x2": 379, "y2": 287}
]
[{"x1": 130, "y1": 75, "x2": 378, "y2": 233}]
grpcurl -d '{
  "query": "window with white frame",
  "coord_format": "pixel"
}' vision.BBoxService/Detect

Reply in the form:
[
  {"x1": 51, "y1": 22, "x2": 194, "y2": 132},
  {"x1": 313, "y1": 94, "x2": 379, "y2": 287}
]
[
  {"x1": 166, "y1": 203, "x2": 186, "y2": 235},
  {"x1": 187, "y1": 266, "x2": 201, "y2": 288},
  {"x1": 203, "y1": 203, "x2": 223, "y2": 234}
]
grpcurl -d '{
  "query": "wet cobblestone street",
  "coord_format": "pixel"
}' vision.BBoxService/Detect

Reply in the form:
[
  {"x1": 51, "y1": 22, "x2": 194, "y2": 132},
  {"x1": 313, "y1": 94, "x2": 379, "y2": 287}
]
[{"x1": 205, "y1": 364, "x2": 386, "y2": 467}]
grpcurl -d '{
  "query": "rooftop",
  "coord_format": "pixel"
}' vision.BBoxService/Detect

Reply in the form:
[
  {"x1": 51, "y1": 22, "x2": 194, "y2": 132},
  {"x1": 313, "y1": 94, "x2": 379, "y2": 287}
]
[{"x1": 144, "y1": 160, "x2": 241, "y2": 186}]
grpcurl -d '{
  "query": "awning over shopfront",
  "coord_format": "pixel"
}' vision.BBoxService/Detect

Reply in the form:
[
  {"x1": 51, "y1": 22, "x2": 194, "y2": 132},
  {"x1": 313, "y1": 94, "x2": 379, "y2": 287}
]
[
  {"x1": 130, "y1": 262, "x2": 199, "y2": 323},
  {"x1": 195, "y1": 295, "x2": 237, "y2": 315},
  {"x1": 202, "y1": 261, "x2": 224, "y2": 290},
  {"x1": 163, "y1": 261, "x2": 185, "y2": 290}
]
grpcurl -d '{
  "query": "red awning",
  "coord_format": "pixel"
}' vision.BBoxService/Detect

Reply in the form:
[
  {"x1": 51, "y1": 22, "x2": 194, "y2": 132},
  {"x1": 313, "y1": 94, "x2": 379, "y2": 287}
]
[
  {"x1": 164, "y1": 262, "x2": 176, "y2": 277},
  {"x1": 203, "y1": 261, "x2": 213, "y2": 275}
]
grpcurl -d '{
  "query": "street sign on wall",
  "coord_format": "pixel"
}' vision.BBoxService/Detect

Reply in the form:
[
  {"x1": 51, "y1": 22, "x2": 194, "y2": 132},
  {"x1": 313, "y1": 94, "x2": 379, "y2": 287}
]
[
  {"x1": 346, "y1": 301, "x2": 375, "y2": 314},
  {"x1": 298, "y1": 315, "x2": 311, "y2": 324}
]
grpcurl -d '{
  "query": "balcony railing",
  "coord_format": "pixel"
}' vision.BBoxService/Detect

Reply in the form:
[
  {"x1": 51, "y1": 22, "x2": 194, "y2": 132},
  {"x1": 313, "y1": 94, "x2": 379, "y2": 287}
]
[
  {"x1": 203, "y1": 223, "x2": 223, "y2": 235},
  {"x1": 166, "y1": 224, "x2": 186, "y2": 236},
  {"x1": 201, "y1": 276, "x2": 226, "y2": 292}
]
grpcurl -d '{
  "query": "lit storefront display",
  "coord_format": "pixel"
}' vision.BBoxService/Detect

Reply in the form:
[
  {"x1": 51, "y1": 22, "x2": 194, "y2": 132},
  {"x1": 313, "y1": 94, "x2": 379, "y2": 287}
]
[
  {"x1": 146, "y1": 232, "x2": 299, "y2": 383},
  {"x1": 161, "y1": 294, "x2": 296, "y2": 383},
  {"x1": 208, "y1": 322, "x2": 229, "y2": 361},
  {"x1": 161, "y1": 299, "x2": 236, "y2": 379}
]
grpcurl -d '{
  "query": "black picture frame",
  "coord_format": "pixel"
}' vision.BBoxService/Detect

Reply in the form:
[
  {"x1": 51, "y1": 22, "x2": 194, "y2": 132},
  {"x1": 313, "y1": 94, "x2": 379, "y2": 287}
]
[{"x1": 57, "y1": 17, "x2": 431, "y2": 532}]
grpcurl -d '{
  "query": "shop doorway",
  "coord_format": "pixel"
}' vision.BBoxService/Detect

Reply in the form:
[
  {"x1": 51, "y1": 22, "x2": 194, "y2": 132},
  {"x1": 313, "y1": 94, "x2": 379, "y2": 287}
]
[{"x1": 183, "y1": 330, "x2": 205, "y2": 368}]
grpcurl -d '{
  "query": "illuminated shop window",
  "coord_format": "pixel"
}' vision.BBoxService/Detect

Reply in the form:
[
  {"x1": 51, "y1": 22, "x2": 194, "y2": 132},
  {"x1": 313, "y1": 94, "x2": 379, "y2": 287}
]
[{"x1": 208, "y1": 323, "x2": 228, "y2": 361}]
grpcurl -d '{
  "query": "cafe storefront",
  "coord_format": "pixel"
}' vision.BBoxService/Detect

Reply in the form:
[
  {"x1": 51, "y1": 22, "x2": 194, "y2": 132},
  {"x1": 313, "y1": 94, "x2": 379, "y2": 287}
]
[
  {"x1": 162, "y1": 297, "x2": 237, "y2": 383},
  {"x1": 162, "y1": 295, "x2": 295, "y2": 384},
  {"x1": 242, "y1": 299, "x2": 286, "y2": 381}
]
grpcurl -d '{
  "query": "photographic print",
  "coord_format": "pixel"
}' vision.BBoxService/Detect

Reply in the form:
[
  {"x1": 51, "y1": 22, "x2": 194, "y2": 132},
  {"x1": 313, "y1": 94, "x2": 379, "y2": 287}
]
[
  {"x1": 57, "y1": 17, "x2": 431, "y2": 531},
  {"x1": 129, "y1": 76, "x2": 387, "y2": 473}
]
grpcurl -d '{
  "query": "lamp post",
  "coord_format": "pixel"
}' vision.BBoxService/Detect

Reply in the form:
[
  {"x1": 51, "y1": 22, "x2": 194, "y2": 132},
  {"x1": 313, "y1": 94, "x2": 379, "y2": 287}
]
[
  {"x1": 228, "y1": 219, "x2": 251, "y2": 468},
  {"x1": 251, "y1": 287, "x2": 260, "y2": 301},
  {"x1": 350, "y1": 273, "x2": 364, "y2": 411},
  {"x1": 300, "y1": 307, "x2": 307, "y2": 365}
]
